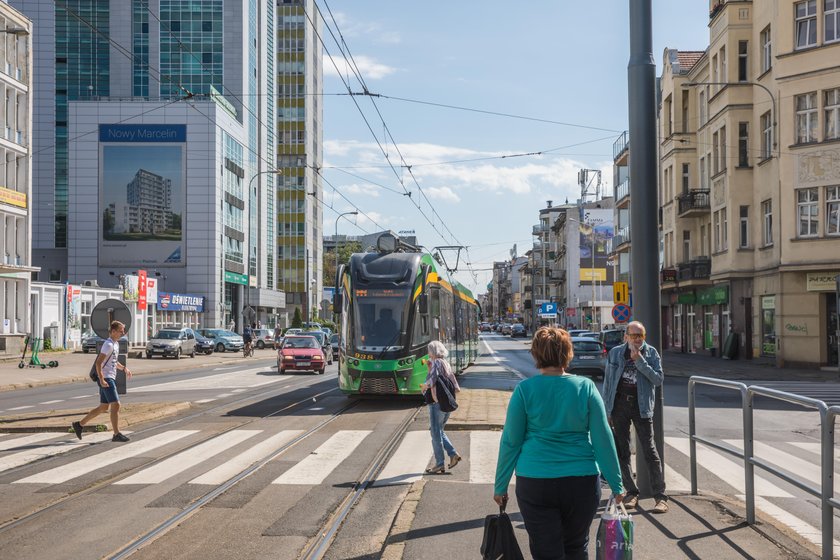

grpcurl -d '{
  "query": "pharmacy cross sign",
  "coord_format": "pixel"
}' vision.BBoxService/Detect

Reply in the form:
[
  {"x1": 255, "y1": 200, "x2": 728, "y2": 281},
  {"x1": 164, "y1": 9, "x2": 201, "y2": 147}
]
[{"x1": 611, "y1": 304, "x2": 631, "y2": 324}]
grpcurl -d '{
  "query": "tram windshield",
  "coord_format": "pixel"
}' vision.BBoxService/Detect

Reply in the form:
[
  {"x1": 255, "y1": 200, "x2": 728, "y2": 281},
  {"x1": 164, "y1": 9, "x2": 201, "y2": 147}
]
[{"x1": 352, "y1": 288, "x2": 410, "y2": 352}]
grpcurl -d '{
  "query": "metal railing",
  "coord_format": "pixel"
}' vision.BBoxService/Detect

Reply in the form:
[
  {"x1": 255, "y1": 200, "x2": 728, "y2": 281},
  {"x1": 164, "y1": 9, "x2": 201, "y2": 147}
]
[
  {"x1": 613, "y1": 130, "x2": 629, "y2": 160},
  {"x1": 615, "y1": 179, "x2": 630, "y2": 203},
  {"x1": 688, "y1": 376, "x2": 837, "y2": 560}
]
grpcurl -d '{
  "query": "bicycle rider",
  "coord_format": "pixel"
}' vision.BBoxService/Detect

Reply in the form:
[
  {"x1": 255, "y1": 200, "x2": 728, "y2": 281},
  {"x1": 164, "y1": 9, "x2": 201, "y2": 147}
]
[{"x1": 243, "y1": 323, "x2": 254, "y2": 356}]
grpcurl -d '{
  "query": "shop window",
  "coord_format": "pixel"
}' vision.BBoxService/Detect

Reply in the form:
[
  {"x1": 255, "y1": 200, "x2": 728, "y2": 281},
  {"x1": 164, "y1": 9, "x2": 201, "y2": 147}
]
[{"x1": 761, "y1": 296, "x2": 776, "y2": 356}]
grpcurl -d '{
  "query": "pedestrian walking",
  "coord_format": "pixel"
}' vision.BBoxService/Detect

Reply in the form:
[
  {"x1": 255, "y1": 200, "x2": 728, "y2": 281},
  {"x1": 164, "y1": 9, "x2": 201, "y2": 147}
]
[
  {"x1": 228, "y1": 319, "x2": 235, "y2": 331},
  {"x1": 420, "y1": 340, "x2": 462, "y2": 474},
  {"x1": 494, "y1": 326, "x2": 624, "y2": 560},
  {"x1": 72, "y1": 320, "x2": 132, "y2": 443},
  {"x1": 602, "y1": 320, "x2": 668, "y2": 513}
]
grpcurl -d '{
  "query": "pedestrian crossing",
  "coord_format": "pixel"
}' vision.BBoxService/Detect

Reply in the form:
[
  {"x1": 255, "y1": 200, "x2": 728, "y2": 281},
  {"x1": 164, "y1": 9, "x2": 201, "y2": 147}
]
[{"x1": 0, "y1": 427, "x2": 835, "y2": 548}]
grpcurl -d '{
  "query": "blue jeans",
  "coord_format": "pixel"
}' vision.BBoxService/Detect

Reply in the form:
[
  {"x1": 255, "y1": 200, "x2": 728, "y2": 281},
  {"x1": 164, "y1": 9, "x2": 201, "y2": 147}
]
[{"x1": 428, "y1": 403, "x2": 457, "y2": 467}]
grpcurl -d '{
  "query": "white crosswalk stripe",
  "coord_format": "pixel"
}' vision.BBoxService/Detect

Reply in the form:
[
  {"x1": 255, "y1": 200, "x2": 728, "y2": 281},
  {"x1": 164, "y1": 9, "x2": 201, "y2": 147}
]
[
  {"x1": 376, "y1": 431, "x2": 432, "y2": 486},
  {"x1": 723, "y1": 439, "x2": 825, "y2": 484},
  {"x1": 133, "y1": 369, "x2": 284, "y2": 392},
  {"x1": 115, "y1": 430, "x2": 261, "y2": 485},
  {"x1": 15, "y1": 431, "x2": 198, "y2": 484},
  {"x1": 469, "y1": 431, "x2": 501, "y2": 484},
  {"x1": 664, "y1": 436, "x2": 793, "y2": 497},
  {"x1": 190, "y1": 430, "x2": 303, "y2": 485},
  {"x1": 0, "y1": 432, "x2": 64, "y2": 452},
  {"x1": 0, "y1": 433, "x2": 115, "y2": 473},
  {"x1": 272, "y1": 430, "x2": 371, "y2": 485}
]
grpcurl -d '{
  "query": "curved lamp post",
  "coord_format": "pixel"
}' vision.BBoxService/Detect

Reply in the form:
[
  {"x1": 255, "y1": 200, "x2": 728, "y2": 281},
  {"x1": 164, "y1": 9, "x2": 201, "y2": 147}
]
[{"x1": 334, "y1": 211, "x2": 359, "y2": 285}]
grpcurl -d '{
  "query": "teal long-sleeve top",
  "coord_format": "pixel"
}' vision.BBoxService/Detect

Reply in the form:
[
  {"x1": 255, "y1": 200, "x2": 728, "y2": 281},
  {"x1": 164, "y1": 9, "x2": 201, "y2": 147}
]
[{"x1": 494, "y1": 374, "x2": 624, "y2": 497}]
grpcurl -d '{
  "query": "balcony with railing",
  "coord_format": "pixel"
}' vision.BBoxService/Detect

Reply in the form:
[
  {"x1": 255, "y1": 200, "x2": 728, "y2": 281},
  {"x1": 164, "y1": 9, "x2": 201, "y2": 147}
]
[
  {"x1": 677, "y1": 257, "x2": 711, "y2": 281},
  {"x1": 677, "y1": 190, "x2": 711, "y2": 217},
  {"x1": 615, "y1": 179, "x2": 630, "y2": 205},
  {"x1": 613, "y1": 131, "x2": 629, "y2": 162},
  {"x1": 532, "y1": 223, "x2": 549, "y2": 237},
  {"x1": 612, "y1": 226, "x2": 631, "y2": 250},
  {"x1": 549, "y1": 268, "x2": 567, "y2": 282}
]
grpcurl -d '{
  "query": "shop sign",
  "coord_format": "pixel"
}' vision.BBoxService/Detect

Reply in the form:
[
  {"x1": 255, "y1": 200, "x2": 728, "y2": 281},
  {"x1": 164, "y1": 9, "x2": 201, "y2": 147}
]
[
  {"x1": 661, "y1": 268, "x2": 677, "y2": 283},
  {"x1": 697, "y1": 285, "x2": 729, "y2": 305},
  {"x1": 761, "y1": 295, "x2": 775, "y2": 310},
  {"x1": 0, "y1": 186, "x2": 26, "y2": 208},
  {"x1": 677, "y1": 292, "x2": 696, "y2": 304},
  {"x1": 224, "y1": 271, "x2": 248, "y2": 285},
  {"x1": 157, "y1": 292, "x2": 205, "y2": 312},
  {"x1": 806, "y1": 272, "x2": 838, "y2": 292}
]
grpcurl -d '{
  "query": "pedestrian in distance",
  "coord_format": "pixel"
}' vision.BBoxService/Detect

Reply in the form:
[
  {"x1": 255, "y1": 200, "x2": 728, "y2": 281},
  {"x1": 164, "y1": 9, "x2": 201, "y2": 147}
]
[
  {"x1": 273, "y1": 323, "x2": 283, "y2": 349},
  {"x1": 494, "y1": 326, "x2": 624, "y2": 560},
  {"x1": 420, "y1": 340, "x2": 462, "y2": 474},
  {"x1": 602, "y1": 320, "x2": 669, "y2": 513},
  {"x1": 72, "y1": 320, "x2": 132, "y2": 443}
]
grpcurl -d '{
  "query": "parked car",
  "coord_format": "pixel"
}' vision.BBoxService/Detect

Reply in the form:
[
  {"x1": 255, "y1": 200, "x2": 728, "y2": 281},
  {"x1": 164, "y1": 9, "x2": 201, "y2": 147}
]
[
  {"x1": 299, "y1": 330, "x2": 333, "y2": 365},
  {"x1": 146, "y1": 327, "x2": 196, "y2": 359},
  {"x1": 320, "y1": 327, "x2": 333, "y2": 338},
  {"x1": 284, "y1": 328, "x2": 303, "y2": 336},
  {"x1": 580, "y1": 332, "x2": 601, "y2": 340},
  {"x1": 81, "y1": 332, "x2": 104, "y2": 353},
  {"x1": 501, "y1": 324, "x2": 513, "y2": 335},
  {"x1": 479, "y1": 322, "x2": 492, "y2": 332},
  {"x1": 510, "y1": 324, "x2": 528, "y2": 338},
  {"x1": 197, "y1": 328, "x2": 244, "y2": 353},
  {"x1": 193, "y1": 331, "x2": 215, "y2": 355},
  {"x1": 277, "y1": 335, "x2": 326, "y2": 374},
  {"x1": 566, "y1": 336, "x2": 607, "y2": 378},
  {"x1": 330, "y1": 333, "x2": 339, "y2": 357},
  {"x1": 251, "y1": 328, "x2": 274, "y2": 349},
  {"x1": 600, "y1": 328, "x2": 627, "y2": 351}
]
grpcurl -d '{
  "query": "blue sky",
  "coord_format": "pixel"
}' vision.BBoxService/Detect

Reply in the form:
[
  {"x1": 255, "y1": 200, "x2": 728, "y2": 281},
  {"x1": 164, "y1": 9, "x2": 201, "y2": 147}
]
[{"x1": 319, "y1": 1, "x2": 711, "y2": 294}]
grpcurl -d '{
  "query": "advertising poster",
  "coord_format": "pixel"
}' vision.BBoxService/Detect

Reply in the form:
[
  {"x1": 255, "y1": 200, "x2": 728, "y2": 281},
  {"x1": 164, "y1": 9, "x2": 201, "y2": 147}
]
[
  {"x1": 579, "y1": 208, "x2": 615, "y2": 285},
  {"x1": 123, "y1": 274, "x2": 139, "y2": 302},
  {"x1": 138, "y1": 269, "x2": 147, "y2": 309},
  {"x1": 146, "y1": 277, "x2": 158, "y2": 304},
  {"x1": 99, "y1": 124, "x2": 186, "y2": 267},
  {"x1": 66, "y1": 285, "x2": 82, "y2": 345}
]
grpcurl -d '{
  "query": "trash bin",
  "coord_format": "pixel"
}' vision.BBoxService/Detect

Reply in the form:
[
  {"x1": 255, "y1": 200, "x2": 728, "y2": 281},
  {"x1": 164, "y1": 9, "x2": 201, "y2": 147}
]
[{"x1": 94, "y1": 337, "x2": 128, "y2": 395}]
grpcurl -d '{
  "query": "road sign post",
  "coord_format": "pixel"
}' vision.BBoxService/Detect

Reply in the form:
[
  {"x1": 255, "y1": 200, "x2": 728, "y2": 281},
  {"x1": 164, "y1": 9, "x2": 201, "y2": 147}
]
[{"x1": 611, "y1": 303, "x2": 631, "y2": 324}]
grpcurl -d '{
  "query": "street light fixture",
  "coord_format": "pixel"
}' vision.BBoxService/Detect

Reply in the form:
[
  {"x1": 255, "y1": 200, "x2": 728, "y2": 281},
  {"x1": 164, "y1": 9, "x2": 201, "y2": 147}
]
[
  {"x1": 682, "y1": 81, "x2": 778, "y2": 158},
  {"x1": 334, "y1": 211, "x2": 359, "y2": 286}
]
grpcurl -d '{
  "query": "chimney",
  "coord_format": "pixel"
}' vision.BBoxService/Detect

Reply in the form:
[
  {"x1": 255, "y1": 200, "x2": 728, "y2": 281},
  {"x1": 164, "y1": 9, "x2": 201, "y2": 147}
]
[{"x1": 546, "y1": 200, "x2": 553, "y2": 208}]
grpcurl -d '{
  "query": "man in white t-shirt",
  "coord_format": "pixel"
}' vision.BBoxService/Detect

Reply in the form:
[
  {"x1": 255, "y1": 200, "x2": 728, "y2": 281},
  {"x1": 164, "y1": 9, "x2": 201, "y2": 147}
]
[{"x1": 72, "y1": 320, "x2": 133, "y2": 442}]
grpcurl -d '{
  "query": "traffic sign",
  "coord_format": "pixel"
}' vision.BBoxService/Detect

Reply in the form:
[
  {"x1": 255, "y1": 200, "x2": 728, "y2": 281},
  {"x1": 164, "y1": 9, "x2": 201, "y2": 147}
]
[
  {"x1": 613, "y1": 282, "x2": 629, "y2": 305},
  {"x1": 611, "y1": 303, "x2": 631, "y2": 323},
  {"x1": 539, "y1": 302, "x2": 558, "y2": 315}
]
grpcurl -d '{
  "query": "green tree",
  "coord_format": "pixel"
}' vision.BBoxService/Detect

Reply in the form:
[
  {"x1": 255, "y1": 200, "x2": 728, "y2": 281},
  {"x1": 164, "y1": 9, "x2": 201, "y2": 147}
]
[
  {"x1": 291, "y1": 307, "x2": 303, "y2": 328},
  {"x1": 323, "y1": 241, "x2": 362, "y2": 286},
  {"x1": 103, "y1": 208, "x2": 114, "y2": 237}
]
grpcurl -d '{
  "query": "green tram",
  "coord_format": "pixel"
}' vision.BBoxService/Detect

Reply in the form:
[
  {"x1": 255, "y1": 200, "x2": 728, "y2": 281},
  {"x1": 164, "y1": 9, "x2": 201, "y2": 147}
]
[{"x1": 334, "y1": 233, "x2": 480, "y2": 396}]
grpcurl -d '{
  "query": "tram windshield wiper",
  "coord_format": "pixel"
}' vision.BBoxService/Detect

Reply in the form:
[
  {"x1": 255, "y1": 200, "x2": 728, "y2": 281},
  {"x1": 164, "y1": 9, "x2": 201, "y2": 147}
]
[{"x1": 377, "y1": 332, "x2": 403, "y2": 359}]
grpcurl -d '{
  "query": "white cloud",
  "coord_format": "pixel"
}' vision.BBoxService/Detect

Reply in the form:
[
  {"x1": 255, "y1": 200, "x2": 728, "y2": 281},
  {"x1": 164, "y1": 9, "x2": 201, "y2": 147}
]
[
  {"x1": 324, "y1": 54, "x2": 397, "y2": 80},
  {"x1": 335, "y1": 183, "x2": 381, "y2": 198},
  {"x1": 424, "y1": 186, "x2": 460, "y2": 203},
  {"x1": 331, "y1": 12, "x2": 401, "y2": 44}
]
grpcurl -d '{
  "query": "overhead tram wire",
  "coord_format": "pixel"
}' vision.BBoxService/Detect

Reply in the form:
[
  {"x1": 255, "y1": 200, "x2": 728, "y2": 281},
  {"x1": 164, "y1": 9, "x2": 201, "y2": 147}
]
[{"x1": 313, "y1": 1, "x2": 480, "y2": 281}]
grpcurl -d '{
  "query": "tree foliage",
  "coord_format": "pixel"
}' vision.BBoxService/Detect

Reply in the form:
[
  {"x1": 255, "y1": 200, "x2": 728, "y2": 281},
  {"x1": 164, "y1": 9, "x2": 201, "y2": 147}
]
[
  {"x1": 291, "y1": 307, "x2": 303, "y2": 328},
  {"x1": 323, "y1": 241, "x2": 362, "y2": 285}
]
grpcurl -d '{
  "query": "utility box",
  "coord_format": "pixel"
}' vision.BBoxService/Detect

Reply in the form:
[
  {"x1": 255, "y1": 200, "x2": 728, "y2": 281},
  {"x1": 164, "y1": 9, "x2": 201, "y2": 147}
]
[{"x1": 43, "y1": 325, "x2": 60, "y2": 349}]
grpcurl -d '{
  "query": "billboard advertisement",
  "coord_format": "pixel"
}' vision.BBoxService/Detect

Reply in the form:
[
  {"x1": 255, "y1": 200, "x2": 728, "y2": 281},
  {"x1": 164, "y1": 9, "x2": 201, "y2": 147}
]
[
  {"x1": 99, "y1": 124, "x2": 186, "y2": 267},
  {"x1": 579, "y1": 208, "x2": 614, "y2": 285}
]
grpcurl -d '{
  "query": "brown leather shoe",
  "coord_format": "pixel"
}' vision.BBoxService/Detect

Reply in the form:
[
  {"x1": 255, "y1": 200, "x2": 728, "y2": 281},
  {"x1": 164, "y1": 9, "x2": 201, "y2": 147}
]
[{"x1": 448, "y1": 455, "x2": 462, "y2": 469}]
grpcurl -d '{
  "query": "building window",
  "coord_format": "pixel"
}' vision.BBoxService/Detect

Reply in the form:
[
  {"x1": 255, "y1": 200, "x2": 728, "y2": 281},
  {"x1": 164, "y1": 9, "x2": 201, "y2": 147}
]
[
  {"x1": 795, "y1": 0, "x2": 818, "y2": 49},
  {"x1": 827, "y1": 186, "x2": 840, "y2": 235},
  {"x1": 797, "y1": 188, "x2": 819, "y2": 237},
  {"x1": 712, "y1": 131, "x2": 720, "y2": 174},
  {"x1": 739, "y1": 206, "x2": 749, "y2": 248},
  {"x1": 682, "y1": 163, "x2": 690, "y2": 194},
  {"x1": 682, "y1": 230, "x2": 690, "y2": 262},
  {"x1": 738, "y1": 40, "x2": 748, "y2": 81},
  {"x1": 762, "y1": 199, "x2": 773, "y2": 245},
  {"x1": 761, "y1": 26, "x2": 772, "y2": 73},
  {"x1": 699, "y1": 156, "x2": 707, "y2": 189},
  {"x1": 825, "y1": 88, "x2": 840, "y2": 140},
  {"x1": 761, "y1": 111, "x2": 773, "y2": 159},
  {"x1": 738, "y1": 122, "x2": 750, "y2": 167},
  {"x1": 720, "y1": 125, "x2": 727, "y2": 171},
  {"x1": 720, "y1": 46, "x2": 727, "y2": 83},
  {"x1": 714, "y1": 209, "x2": 727, "y2": 252},
  {"x1": 795, "y1": 93, "x2": 818, "y2": 143},
  {"x1": 699, "y1": 89, "x2": 707, "y2": 125},
  {"x1": 826, "y1": 0, "x2": 840, "y2": 43}
]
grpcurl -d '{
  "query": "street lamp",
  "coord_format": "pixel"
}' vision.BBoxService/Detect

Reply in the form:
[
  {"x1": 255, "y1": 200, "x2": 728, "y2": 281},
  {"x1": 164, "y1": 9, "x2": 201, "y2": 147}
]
[
  {"x1": 334, "y1": 211, "x2": 359, "y2": 286},
  {"x1": 246, "y1": 169, "x2": 282, "y2": 308},
  {"x1": 683, "y1": 81, "x2": 778, "y2": 158}
]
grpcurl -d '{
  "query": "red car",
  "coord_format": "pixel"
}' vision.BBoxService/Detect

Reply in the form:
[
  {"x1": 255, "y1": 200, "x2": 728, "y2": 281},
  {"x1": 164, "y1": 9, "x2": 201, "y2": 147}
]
[{"x1": 277, "y1": 335, "x2": 326, "y2": 374}]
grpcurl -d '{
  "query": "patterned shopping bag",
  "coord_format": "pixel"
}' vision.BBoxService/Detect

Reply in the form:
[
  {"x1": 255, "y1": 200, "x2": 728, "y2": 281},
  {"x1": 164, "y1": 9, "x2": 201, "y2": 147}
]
[{"x1": 595, "y1": 495, "x2": 634, "y2": 560}]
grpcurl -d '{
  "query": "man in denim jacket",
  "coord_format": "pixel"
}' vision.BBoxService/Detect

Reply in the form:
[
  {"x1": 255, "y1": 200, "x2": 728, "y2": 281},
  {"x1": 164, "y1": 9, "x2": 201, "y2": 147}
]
[{"x1": 602, "y1": 321, "x2": 668, "y2": 513}]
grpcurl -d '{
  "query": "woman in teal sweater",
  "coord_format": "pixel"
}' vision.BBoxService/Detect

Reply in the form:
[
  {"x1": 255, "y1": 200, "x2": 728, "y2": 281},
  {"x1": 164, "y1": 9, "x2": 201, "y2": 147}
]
[{"x1": 494, "y1": 327, "x2": 624, "y2": 560}]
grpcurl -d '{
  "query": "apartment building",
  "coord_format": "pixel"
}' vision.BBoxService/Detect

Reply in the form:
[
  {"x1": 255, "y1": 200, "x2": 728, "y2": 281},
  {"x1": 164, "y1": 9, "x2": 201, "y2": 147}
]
[
  {"x1": 0, "y1": 2, "x2": 33, "y2": 353},
  {"x1": 659, "y1": 0, "x2": 840, "y2": 367}
]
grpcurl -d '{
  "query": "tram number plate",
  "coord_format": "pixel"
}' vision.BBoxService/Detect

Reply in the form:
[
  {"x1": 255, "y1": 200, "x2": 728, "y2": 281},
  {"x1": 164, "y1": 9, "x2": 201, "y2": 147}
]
[{"x1": 297, "y1": 361, "x2": 311, "y2": 367}]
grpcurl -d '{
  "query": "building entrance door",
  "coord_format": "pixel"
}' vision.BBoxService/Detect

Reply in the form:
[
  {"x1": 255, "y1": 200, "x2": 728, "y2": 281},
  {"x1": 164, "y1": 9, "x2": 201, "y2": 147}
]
[{"x1": 828, "y1": 293, "x2": 838, "y2": 367}]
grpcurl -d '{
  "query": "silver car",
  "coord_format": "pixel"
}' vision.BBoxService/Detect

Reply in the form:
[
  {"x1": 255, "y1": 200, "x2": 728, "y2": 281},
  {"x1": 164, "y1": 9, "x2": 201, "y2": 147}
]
[
  {"x1": 197, "y1": 328, "x2": 245, "y2": 353},
  {"x1": 567, "y1": 336, "x2": 607, "y2": 378},
  {"x1": 146, "y1": 328, "x2": 197, "y2": 359}
]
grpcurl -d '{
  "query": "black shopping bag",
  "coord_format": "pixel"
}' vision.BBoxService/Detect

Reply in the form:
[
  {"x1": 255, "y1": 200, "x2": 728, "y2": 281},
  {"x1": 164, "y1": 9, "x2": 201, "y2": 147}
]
[{"x1": 480, "y1": 504, "x2": 524, "y2": 560}]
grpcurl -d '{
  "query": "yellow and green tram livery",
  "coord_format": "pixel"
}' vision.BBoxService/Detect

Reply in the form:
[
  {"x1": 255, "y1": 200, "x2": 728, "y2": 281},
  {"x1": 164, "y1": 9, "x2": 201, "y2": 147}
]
[{"x1": 334, "y1": 233, "x2": 480, "y2": 396}]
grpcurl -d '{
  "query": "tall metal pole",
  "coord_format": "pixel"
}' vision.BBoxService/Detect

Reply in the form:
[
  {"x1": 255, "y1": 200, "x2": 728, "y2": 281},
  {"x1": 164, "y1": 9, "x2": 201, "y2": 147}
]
[
  {"x1": 629, "y1": 0, "x2": 664, "y2": 495},
  {"x1": 334, "y1": 211, "x2": 358, "y2": 284}
]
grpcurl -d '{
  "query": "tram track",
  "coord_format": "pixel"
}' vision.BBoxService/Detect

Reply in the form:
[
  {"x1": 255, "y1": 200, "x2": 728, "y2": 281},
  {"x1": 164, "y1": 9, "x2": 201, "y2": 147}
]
[{"x1": 0, "y1": 369, "x2": 340, "y2": 535}]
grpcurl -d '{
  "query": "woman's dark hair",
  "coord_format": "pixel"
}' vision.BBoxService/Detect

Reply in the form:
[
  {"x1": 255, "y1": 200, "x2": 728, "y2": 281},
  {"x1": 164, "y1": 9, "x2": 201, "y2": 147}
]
[{"x1": 530, "y1": 327, "x2": 574, "y2": 369}]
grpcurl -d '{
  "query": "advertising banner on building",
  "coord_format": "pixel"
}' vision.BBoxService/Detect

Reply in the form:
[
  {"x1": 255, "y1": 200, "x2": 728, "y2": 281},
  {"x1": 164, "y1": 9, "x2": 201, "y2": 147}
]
[
  {"x1": 66, "y1": 285, "x2": 82, "y2": 345},
  {"x1": 579, "y1": 208, "x2": 614, "y2": 285},
  {"x1": 99, "y1": 124, "x2": 186, "y2": 267},
  {"x1": 123, "y1": 274, "x2": 139, "y2": 302},
  {"x1": 138, "y1": 269, "x2": 147, "y2": 308},
  {"x1": 157, "y1": 292, "x2": 205, "y2": 312},
  {"x1": 145, "y1": 277, "x2": 158, "y2": 304}
]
